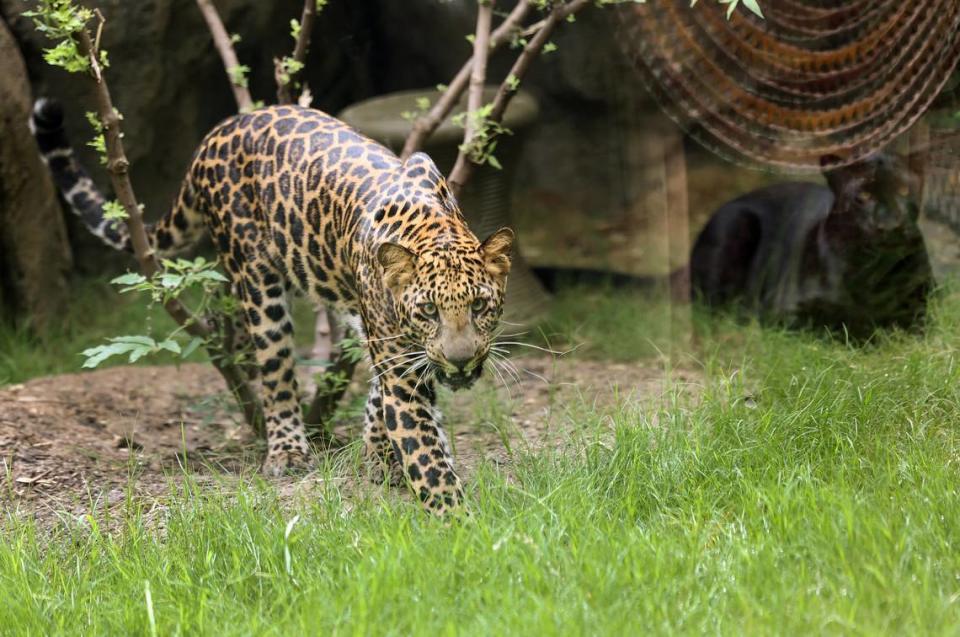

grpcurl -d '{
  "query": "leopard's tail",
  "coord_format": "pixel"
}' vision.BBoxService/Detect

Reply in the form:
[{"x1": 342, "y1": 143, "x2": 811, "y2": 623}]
[{"x1": 30, "y1": 98, "x2": 206, "y2": 258}]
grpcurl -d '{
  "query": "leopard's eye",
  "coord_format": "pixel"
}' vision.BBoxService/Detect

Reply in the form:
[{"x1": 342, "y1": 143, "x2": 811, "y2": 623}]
[
  {"x1": 471, "y1": 297, "x2": 486, "y2": 313},
  {"x1": 421, "y1": 302, "x2": 438, "y2": 317}
]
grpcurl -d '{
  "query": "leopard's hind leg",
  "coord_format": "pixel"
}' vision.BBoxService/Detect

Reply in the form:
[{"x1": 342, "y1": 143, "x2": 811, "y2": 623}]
[{"x1": 224, "y1": 253, "x2": 313, "y2": 474}]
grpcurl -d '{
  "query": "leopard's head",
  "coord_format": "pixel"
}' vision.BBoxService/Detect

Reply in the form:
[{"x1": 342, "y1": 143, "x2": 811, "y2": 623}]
[
  {"x1": 378, "y1": 227, "x2": 513, "y2": 390},
  {"x1": 373, "y1": 153, "x2": 513, "y2": 390}
]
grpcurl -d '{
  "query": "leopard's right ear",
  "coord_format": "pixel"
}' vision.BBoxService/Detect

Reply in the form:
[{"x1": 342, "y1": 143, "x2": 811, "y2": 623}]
[{"x1": 377, "y1": 242, "x2": 417, "y2": 293}]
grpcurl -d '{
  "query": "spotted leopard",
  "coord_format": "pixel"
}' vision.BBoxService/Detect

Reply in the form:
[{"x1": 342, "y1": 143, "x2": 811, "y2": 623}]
[{"x1": 31, "y1": 99, "x2": 514, "y2": 515}]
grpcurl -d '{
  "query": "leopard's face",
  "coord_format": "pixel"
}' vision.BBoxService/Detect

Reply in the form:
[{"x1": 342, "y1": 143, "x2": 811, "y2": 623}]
[{"x1": 378, "y1": 228, "x2": 514, "y2": 390}]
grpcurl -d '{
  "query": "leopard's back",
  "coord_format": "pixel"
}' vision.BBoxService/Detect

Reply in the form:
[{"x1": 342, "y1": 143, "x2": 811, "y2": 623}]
[{"x1": 184, "y1": 106, "x2": 409, "y2": 305}]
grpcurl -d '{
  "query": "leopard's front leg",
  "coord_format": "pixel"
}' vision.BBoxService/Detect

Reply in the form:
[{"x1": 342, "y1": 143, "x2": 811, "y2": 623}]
[
  {"x1": 376, "y1": 362, "x2": 463, "y2": 515},
  {"x1": 361, "y1": 377, "x2": 404, "y2": 486}
]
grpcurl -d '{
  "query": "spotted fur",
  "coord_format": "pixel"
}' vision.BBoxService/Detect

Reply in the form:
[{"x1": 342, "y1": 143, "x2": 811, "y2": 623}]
[{"x1": 32, "y1": 100, "x2": 514, "y2": 515}]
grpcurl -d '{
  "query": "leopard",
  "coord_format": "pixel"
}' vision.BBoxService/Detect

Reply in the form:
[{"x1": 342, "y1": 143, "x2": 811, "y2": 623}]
[{"x1": 31, "y1": 99, "x2": 514, "y2": 515}]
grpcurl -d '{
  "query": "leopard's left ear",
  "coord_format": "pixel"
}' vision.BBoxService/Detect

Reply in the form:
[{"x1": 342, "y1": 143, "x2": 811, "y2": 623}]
[
  {"x1": 480, "y1": 227, "x2": 514, "y2": 281},
  {"x1": 378, "y1": 242, "x2": 417, "y2": 294}
]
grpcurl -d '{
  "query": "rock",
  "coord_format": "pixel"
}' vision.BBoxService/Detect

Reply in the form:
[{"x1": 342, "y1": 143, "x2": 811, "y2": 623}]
[
  {"x1": 0, "y1": 16, "x2": 72, "y2": 330},
  {"x1": 2, "y1": 0, "x2": 377, "y2": 271}
]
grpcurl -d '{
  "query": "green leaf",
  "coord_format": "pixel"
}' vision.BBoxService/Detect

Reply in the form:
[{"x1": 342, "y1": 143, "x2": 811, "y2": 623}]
[
  {"x1": 127, "y1": 345, "x2": 152, "y2": 363},
  {"x1": 228, "y1": 64, "x2": 251, "y2": 89},
  {"x1": 85, "y1": 111, "x2": 103, "y2": 132},
  {"x1": 113, "y1": 335, "x2": 157, "y2": 347},
  {"x1": 157, "y1": 339, "x2": 182, "y2": 355},
  {"x1": 87, "y1": 134, "x2": 106, "y2": 164},
  {"x1": 194, "y1": 270, "x2": 229, "y2": 283},
  {"x1": 81, "y1": 335, "x2": 156, "y2": 368},
  {"x1": 110, "y1": 272, "x2": 147, "y2": 286},
  {"x1": 81, "y1": 343, "x2": 131, "y2": 369},
  {"x1": 41, "y1": 39, "x2": 89, "y2": 73},
  {"x1": 740, "y1": 0, "x2": 763, "y2": 17},
  {"x1": 181, "y1": 337, "x2": 205, "y2": 359},
  {"x1": 158, "y1": 273, "x2": 185, "y2": 289},
  {"x1": 102, "y1": 200, "x2": 128, "y2": 221}
]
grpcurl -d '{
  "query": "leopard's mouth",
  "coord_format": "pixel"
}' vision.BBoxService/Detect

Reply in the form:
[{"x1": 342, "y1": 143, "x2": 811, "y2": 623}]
[{"x1": 434, "y1": 362, "x2": 484, "y2": 391}]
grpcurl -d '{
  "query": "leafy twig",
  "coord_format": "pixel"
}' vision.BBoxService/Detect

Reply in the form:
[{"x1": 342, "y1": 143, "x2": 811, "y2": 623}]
[
  {"x1": 463, "y1": 1, "x2": 496, "y2": 156},
  {"x1": 275, "y1": 0, "x2": 321, "y2": 105},
  {"x1": 81, "y1": 24, "x2": 262, "y2": 430},
  {"x1": 195, "y1": 0, "x2": 254, "y2": 111},
  {"x1": 448, "y1": 0, "x2": 592, "y2": 198},
  {"x1": 400, "y1": 0, "x2": 533, "y2": 160}
]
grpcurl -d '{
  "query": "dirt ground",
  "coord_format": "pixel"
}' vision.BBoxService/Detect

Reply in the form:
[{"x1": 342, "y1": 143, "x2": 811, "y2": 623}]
[{"x1": 0, "y1": 356, "x2": 699, "y2": 525}]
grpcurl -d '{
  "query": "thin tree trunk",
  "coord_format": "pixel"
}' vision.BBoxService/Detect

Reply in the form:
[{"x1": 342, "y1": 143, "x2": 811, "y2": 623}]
[{"x1": 275, "y1": 0, "x2": 317, "y2": 105}]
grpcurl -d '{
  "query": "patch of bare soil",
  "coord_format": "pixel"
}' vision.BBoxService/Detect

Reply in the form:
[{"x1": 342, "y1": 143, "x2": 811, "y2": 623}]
[{"x1": 0, "y1": 357, "x2": 700, "y2": 526}]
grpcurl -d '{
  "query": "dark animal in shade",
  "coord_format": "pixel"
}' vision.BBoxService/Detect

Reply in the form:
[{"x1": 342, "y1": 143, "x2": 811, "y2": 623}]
[{"x1": 690, "y1": 155, "x2": 934, "y2": 338}]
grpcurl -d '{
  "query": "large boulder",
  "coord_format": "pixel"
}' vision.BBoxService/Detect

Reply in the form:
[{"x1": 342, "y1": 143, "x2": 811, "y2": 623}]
[{"x1": 0, "y1": 16, "x2": 72, "y2": 331}]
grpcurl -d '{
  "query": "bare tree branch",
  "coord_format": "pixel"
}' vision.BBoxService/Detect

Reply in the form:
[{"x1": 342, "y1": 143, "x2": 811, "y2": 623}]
[
  {"x1": 448, "y1": 0, "x2": 592, "y2": 198},
  {"x1": 195, "y1": 0, "x2": 253, "y2": 111},
  {"x1": 74, "y1": 21, "x2": 263, "y2": 436},
  {"x1": 400, "y1": 0, "x2": 533, "y2": 160},
  {"x1": 275, "y1": 0, "x2": 317, "y2": 105}
]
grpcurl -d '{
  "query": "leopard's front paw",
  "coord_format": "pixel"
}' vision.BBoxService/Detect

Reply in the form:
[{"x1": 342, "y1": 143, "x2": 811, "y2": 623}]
[
  {"x1": 363, "y1": 448, "x2": 405, "y2": 487},
  {"x1": 261, "y1": 448, "x2": 315, "y2": 476},
  {"x1": 418, "y1": 483, "x2": 465, "y2": 517}
]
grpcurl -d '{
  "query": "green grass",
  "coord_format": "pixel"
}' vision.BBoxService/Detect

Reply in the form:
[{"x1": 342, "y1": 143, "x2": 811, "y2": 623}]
[
  {"x1": 0, "y1": 278, "x2": 164, "y2": 384},
  {"x1": 4, "y1": 282, "x2": 960, "y2": 633},
  {"x1": 534, "y1": 284, "x2": 685, "y2": 361}
]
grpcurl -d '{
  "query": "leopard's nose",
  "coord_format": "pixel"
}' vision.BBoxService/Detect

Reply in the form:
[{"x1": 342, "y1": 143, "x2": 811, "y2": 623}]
[{"x1": 446, "y1": 356, "x2": 473, "y2": 374}]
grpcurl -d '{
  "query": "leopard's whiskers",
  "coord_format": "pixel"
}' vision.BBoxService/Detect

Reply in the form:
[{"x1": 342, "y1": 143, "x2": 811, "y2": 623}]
[
  {"x1": 371, "y1": 354, "x2": 426, "y2": 381},
  {"x1": 412, "y1": 359, "x2": 433, "y2": 394},
  {"x1": 493, "y1": 341, "x2": 576, "y2": 356},
  {"x1": 361, "y1": 333, "x2": 405, "y2": 344},
  {"x1": 490, "y1": 352, "x2": 522, "y2": 386},
  {"x1": 491, "y1": 349, "x2": 550, "y2": 386},
  {"x1": 371, "y1": 349, "x2": 424, "y2": 369},
  {"x1": 487, "y1": 356, "x2": 515, "y2": 399},
  {"x1": 493, "y1": 329, "x2": 529, "y2": 339}
]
